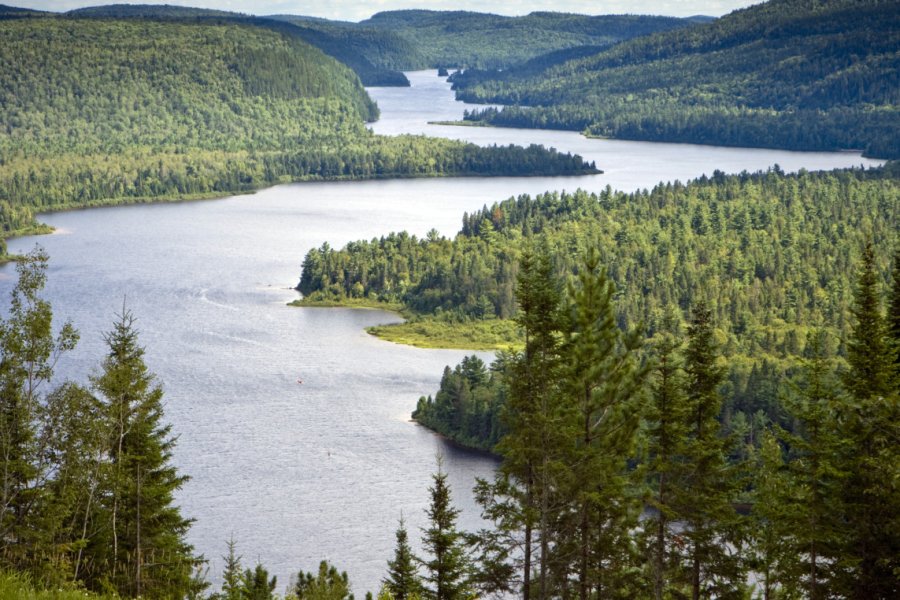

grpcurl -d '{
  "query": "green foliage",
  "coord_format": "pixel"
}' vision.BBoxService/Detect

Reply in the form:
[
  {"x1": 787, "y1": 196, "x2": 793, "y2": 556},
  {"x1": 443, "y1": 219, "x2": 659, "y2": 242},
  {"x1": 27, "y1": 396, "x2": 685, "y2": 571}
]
[
  {"x1": 420, "y1": 466, "x2": 474, "y2": 600},
  {"x1": 0, "y1": 247, "x2": 79, "y2": 581},
  {"x1": 458, "y1": 0, "x2": 900, "y2": 158},
  {"x1": 384, "y1": 518, "x2": 422, "y2": 600},
  {"x1": 293, "y1": 561, "x2": 353, "y2": 600},
  {"x1": 0, "y1": 569, "x2": 118, "y2": 599},
  {"x1": 243, "y1": 564, "x2": 277, "y2": 600},
  {"x1": 367, "y1": 316, "x2": 521, "y2": 350},
  {"x1": 414, "y1": 355, "x2": 506, "y2": 451},
  {"x1": 832, "y1": 243, "x2": 900, "y2": 599},
  {"x1": 301, "y1": 166, "x2": 899, "y2": 434},
  {"x1": 89, "y1": 308, "x2": 198, "y2": 598},
  {"x1": 640, "y1": 328, "x2": 689, "y2": 600},
  {"x1": 355, "y1": 10, "x2": 694, "y2": 70},
  {"x1": 554, "y1": 247, "x2": 649, "y2": 598},
  {"x1": 677, "y1": 304, "x2": 745, "y2": 598}
]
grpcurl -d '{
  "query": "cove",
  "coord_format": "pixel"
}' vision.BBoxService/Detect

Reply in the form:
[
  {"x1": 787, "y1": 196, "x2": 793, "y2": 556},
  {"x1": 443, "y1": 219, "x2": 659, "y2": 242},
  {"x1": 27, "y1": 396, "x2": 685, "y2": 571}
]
[{"x1": 0, "y1": 70, "x2": 881, "y2": 595}]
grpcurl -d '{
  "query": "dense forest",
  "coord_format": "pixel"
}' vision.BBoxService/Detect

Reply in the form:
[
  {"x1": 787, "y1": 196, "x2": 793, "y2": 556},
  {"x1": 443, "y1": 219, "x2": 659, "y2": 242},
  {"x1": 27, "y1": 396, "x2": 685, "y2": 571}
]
[
  {"x1": 298, "y1": 164, "x2": 898, "y2": 440},
  {"x1": 455, "y1": 0, "x2": 900, "y2": 158},
  {"x1": 0, "y1": 16, "x2": 596, "y2": 238},
  {"x1": 413, "y1": 242, "x2": 899, "y2": 599},
  {"x1": 66, "y1": 4, "x2": 413, "y2": 86},
  {"x1": 273, "y1": 11, "x2": 696, "y2": 73},
  {"x1": 350, "y1": 11, "x2": 695, "y2": 70}
]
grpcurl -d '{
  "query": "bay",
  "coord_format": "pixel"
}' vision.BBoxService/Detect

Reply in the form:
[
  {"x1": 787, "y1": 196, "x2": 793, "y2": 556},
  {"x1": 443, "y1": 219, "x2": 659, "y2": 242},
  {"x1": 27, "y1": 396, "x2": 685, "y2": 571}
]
[{"x1": 0, "y1": 70, "x2": 881, "y2": 595}]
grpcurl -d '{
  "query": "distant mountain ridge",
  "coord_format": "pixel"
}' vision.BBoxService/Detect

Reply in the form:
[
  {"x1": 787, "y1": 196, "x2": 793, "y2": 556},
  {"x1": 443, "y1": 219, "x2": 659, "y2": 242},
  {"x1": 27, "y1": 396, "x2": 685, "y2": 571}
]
[{"x1": 455, "y1": 0, "x2": 899, "y2": 158}]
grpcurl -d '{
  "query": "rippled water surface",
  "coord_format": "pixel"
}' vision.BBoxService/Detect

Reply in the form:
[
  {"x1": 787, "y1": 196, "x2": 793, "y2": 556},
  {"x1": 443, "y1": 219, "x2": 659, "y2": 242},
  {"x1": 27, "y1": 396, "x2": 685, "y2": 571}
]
[{"x1": 0, "y1": 70, "x2": 881, "y2": 595}]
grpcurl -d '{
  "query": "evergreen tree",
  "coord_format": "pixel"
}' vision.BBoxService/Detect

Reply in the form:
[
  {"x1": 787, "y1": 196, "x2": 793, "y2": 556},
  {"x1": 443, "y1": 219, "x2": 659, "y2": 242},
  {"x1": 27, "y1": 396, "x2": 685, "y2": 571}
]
[
  {"x1": 556, "y1": 246, "x2": 647, "y2": 599},
  {"x1": 91, "y1": 309, "x2": 198, "y2": 599},
  {"x1": 776, "y1": 331, "x2": 848, "y2": 599},
  {"x1": 888, "y1": 246, "x2": 900, "y2": 369},
  {"x1": 505, "y1": 244, "x2": 562, "y2": 599},
  {"x1": 244, "y1": 563, "x2": 277, "y2": 600},
  {"x1": 294, "y1": 560, "x2": 353, "y2": 600},
  {"x1": 749, "y1": 431, "x2": 795, "y2": 600},
  {"x1": 475, "y1": 244, "x2": 562, "y2": 599},
  {"x1": 835, "y1": 243, "x2": 900, "y2": 599},
  {"x1": 384, "y1": 517, "x2": 422, "y2": 600},
  {"x1": 641, "y1": 329, "x2": 689, "y2": 600},
  {"x1": 676, "y1": 303, "x2": 744, "y2": 600},
  {"x1": 421, "y1": 463, "x2": 473, "y2": 600},
  {"x1": 216, "y1": 537, "x2": 245, "y2": 600}
]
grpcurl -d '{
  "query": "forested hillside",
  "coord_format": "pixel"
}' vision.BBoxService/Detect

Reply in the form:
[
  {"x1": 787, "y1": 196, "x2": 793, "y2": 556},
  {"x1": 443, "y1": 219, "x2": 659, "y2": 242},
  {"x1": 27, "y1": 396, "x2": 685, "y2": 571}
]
[
  {"x1": 298, "y1": 164, "x2": 899, "y2": 411},
  {"x1": 456, "y1": 0, "x2": 900, "y2": 158},
  {"x1": 274, "y1": 10, "x2": 695, "y2": 73},
  {"x1": 67, "y1": 5, "x2": 412, "y2": 85},
  {"x1": 357, "y1": 10, "x2": 695, "y2": 69},
  {"x1": 0, "y1": 16, "x2": 596, "y2": 238}
]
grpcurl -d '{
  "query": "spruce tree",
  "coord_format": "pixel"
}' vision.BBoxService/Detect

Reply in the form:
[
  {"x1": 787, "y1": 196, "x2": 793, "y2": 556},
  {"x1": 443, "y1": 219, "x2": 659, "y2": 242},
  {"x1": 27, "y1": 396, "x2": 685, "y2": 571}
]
[
  {"x1": 888, "y1": 246, "x2": 900, "y2": 368},
  {"x1": 557, "y1": 246, "x2": 647, "y2": 599},
  {"x1": 677, "y1": 303, "x2": 744, "y2": 600},
  {"x1": 642, "y1": 329, "x2": 688, "y2": 600},
  {"x1": 836, "y1": 243, "x2": 899, "y2": 599},
  {"x1": 384, "y1": 517, "x2": 421, "y2": 600},
  {"x1": 421, "y1": 464, "x2": 473, "y2": 600},
  {"x1": 294, "y1": 561, "x2": 353, "y2": 599},
  {"x1": 91, "y1": 308, "x2": 198, "y2": 598},
  {"x1": 244, "y1": 563, "x2": 277, "y2": 600},
  {"x1": 218, "y1": 537, "x2": 244, "y2": 600}
]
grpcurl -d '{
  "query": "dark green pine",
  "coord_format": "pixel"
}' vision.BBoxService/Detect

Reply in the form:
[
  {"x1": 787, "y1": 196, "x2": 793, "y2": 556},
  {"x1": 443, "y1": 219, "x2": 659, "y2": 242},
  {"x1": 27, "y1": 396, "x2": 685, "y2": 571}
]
[
  {"x1": 92, "y1": 309, "x2": 198, "y2": 599},
  {"x1": 835, "y1": 243, "x2": 900, "y2": 600},
  {"x1": 421, "y1": 466, "x2": 473, "y2": 600},
  {"x1": 384, "y1": 517, "x2": 422, "y2": 600},
  {"x1": 678, "y1": 302, "x2": 744, "y2": 600},
  {"x1": 888, "y1": 246, "x2": 900, "y2": 369}
]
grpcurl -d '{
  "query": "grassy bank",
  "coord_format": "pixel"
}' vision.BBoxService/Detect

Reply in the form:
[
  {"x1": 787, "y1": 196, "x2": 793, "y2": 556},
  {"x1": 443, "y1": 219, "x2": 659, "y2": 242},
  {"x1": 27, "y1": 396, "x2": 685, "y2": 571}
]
[
  {"x1": 367, "y1": 316, "x2": 522, "y2": 350},
  {"x1": 290, "y1": 295, "x2": 522, "y2": 350}
]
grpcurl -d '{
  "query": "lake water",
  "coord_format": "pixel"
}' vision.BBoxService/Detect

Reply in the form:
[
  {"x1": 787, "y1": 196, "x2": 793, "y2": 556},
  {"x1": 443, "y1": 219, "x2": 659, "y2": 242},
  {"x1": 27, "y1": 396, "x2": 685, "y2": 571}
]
[{"x1": 0, "y1": 70, "x2": 882, "y2": 595}]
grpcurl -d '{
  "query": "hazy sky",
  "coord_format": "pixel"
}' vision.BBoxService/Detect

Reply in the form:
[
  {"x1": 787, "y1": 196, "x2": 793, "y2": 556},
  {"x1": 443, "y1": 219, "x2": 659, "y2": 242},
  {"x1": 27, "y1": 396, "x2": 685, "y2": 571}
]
[{"x1": 16, "y1": 1, "x2": 762, "y2": 21}]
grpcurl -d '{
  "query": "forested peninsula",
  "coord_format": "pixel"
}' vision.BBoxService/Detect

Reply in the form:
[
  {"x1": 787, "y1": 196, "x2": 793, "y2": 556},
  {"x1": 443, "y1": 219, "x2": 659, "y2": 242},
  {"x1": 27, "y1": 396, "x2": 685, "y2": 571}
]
[
  {"x1": 453, "y1": 0, "x2": 900, "y2": 159},
  {"x1": 0, "y1": 15, "x2": 596, "y2": 242},
  {"x1": 296, "y1": 164, "x2": 899, "y2": 400}
]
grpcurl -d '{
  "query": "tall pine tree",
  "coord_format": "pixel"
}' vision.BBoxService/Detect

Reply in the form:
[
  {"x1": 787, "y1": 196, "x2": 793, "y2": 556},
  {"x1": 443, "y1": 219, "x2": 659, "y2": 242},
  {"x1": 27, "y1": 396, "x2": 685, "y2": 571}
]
[
  {"x1": 91, "y1": 308, "x2": 198, "y2": 598},
  {"x1": 676, "y1": 303, "x2": 744, "y2": 600},
  {"x1": 641, "y1": 328, "x2": 689, "y2": 600},
  {"x1": 557, "y1": 246, "x2": 647, "y2": 599},
  {"x1": 836, "y1": 243, "x2": 899, "y2": 599},
  {"x1": 384, "y1": 516, "x2": 421, "y2": 600},
  {"x1": 477, "y1": 243, "x2": 562, "y2": 599},
  {"x1": 421, "y1": 463, "x2": 473, "y2": 600}
]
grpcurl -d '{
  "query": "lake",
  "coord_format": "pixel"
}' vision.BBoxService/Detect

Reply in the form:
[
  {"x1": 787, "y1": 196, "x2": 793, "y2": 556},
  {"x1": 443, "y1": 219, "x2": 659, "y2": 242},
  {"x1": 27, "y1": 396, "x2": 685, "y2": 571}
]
[{"x1": 0, "y1": 70, "x2": 882, "y2": 595}]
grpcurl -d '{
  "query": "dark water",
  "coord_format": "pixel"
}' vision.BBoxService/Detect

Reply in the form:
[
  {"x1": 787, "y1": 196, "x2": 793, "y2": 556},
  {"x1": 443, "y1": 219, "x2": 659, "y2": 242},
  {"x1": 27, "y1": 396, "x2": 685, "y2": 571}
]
[{"x1": 0, "y1": 70, "x2": 880, "y2": 595}]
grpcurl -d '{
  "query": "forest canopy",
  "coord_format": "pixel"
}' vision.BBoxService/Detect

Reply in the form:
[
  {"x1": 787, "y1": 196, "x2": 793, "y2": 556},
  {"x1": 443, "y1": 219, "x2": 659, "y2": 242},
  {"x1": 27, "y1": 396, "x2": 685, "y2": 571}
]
[{"x1": 454, "y1": 0, "x2": 900, "y2": 158}]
